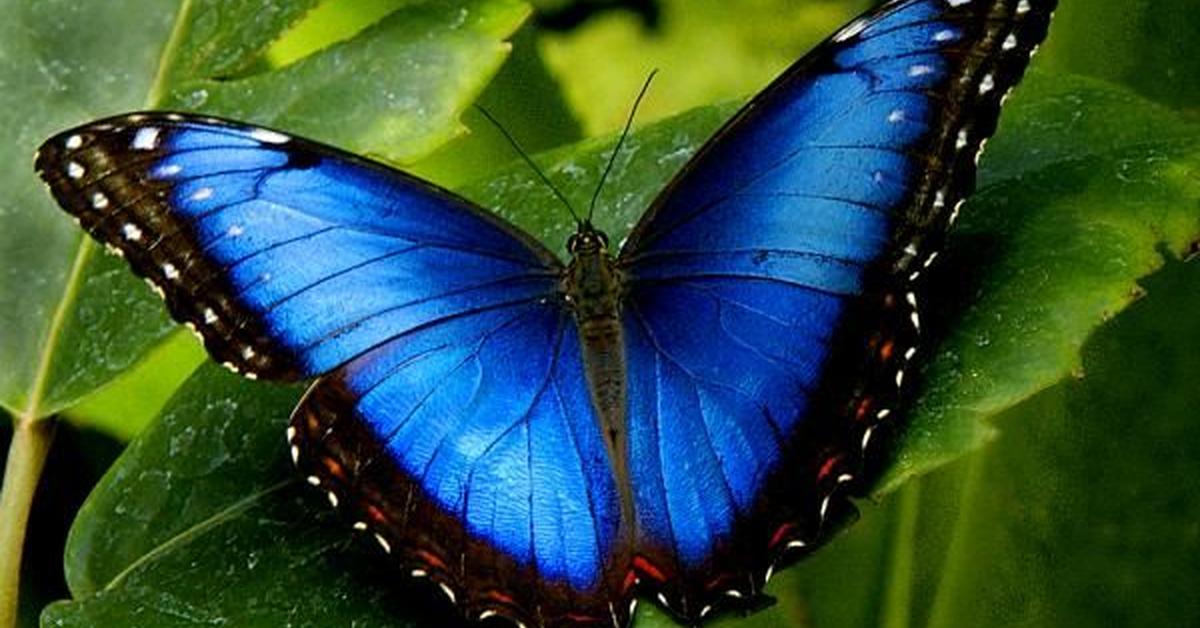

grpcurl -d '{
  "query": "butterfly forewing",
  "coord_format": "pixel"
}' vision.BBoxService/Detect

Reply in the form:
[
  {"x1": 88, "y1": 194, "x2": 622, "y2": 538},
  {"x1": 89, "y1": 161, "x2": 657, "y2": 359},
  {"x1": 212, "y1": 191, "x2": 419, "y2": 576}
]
[{"x1": 36, "y1": 114, "x2": 563, "y2": 380}]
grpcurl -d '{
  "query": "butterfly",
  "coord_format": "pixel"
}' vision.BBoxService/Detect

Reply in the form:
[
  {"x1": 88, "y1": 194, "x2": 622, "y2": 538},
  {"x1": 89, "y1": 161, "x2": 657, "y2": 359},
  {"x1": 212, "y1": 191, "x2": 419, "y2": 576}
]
[{"x1": 35, "y1": 0, "x2": 1054, "y2": 625}]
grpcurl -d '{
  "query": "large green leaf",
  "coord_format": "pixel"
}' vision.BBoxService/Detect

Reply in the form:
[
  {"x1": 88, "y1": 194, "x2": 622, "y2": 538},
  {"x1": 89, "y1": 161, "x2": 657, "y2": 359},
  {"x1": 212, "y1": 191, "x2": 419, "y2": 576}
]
[
  {"x1": 1040, "y1": 0, "x2": 1200, "y2": 110},
  {"x1": 42, "y1": 73, "x2": 1200, "y2": 626},
  {"x1": 0, "y1": 0, "x2": 529, "y2": 421}
]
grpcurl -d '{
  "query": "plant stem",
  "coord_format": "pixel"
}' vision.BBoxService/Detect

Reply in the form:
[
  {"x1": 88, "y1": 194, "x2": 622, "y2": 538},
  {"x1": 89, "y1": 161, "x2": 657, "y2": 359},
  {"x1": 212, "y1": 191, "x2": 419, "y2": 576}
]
[
  {"x1": 925, "y1": 446, "x2": 988, "y2": 628},
  {"x1": 0, "y1": 416, "x2": 56, "y2": 628},
  {"x1": 880, "y1": 479, "x2": 921, "y2": 628}
]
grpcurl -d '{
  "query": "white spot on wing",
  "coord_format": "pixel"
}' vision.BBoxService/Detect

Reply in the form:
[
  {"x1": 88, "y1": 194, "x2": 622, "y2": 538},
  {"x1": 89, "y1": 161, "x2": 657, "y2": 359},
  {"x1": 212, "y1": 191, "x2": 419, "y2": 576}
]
[
  {"x1": 191, "y1": 187, "x2": 214, "y2": 201},
  {"x1": 132, "y1": 127, "x2": 160, "y2": 150},
  {"x1": 250, "y1": 128, "x2": 290, "y2": 144},
  {"x1": 91, "y1": 192, "x2": 109, "y2": 209},
  {"x1": 122, "y1": 223, "x2": 143, "y2": 241},
  {"x1": 162, "y1": 263, "x2": 179, "y2": 280},
  {"x1": 979, "y1": 73, "x2": 996, "y2": 94},
  {"x1": 67, "y1": 161, "x2": 85, "y2": 179},
  {"x1": 834, "y1": 17, "x2": 869, "y2": 42},
  {"x1": 65, "y1": 135, "x2": 83, "y2": 150}
]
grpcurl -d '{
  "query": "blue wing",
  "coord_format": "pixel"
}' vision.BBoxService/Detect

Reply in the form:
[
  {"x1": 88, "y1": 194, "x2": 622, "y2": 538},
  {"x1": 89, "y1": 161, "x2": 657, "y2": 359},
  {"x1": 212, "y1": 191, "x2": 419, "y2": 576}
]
[
  {"x1": 617, "y1": 0, "x2": 1055, "y2": 616},
  {"x1": 290, "y1": 300, "x2": 631, "y2": 627},
  {"x1": 35, "y1": 113, "x2": 560, "y2": 380},
  {"x1": 35, "y1": 114, "x2": 628, "y2": 626}
]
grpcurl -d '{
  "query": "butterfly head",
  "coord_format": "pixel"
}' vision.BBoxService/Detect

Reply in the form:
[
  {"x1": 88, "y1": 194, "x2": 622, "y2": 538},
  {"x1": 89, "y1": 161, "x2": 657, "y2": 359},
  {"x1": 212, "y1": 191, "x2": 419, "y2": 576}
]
[{"x1": 567, "y1": 223, "x2": 610, "y2": 255}]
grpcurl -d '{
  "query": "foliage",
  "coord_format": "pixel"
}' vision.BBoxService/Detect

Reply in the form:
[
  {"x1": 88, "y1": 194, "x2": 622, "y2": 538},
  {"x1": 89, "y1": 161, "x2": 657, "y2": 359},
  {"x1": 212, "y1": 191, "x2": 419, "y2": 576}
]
[{"x1": 0, "y1": 0, "x2": 1197, "y2": 627}]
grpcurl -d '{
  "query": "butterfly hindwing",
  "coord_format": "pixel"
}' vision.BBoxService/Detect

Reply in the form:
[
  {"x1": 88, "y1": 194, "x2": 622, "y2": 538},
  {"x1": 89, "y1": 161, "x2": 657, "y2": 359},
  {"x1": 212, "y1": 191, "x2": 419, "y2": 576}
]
[
  {"x1": 291, "y1": 301, "x2": 630, "y2": 627},
  {"x1": 617, "y1": 0, "x2": 1055, "y2": 616}
]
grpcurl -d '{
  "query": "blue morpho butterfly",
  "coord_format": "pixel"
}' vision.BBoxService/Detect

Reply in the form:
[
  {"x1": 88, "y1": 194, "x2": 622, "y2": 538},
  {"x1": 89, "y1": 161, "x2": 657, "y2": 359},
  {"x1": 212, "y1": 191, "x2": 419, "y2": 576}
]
[{"x1": 36, "y1": 0, "x2": 1054, "y2": 625}]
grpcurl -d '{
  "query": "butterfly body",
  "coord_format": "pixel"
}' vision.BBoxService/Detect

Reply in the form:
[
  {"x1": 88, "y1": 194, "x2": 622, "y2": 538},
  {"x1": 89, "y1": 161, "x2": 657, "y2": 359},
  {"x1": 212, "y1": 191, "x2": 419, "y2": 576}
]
[
  {"x1": 563, "y1": 225, "x2": 628, "y2": 439},
  {"x1": 36, "y1": 0, "x2": 1056, "y2": 625}
]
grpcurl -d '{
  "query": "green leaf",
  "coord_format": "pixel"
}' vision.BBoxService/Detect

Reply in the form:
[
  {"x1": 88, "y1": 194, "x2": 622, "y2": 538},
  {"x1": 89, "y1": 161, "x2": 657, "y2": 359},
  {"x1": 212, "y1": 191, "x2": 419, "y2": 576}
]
[
  {"x1": 0, "y1": 0, "x2": 530, "y2": 420},
  {"x1": 43, "y1": 73, "x2": 1200, "y2": 626},
  {"x1": 64, "y1": 333, "x2": 206, "y2": 441},
  {"x1": 162, "y1": 0, "x2": 532, "y2": 163},
  {"x1": 1040, "y1": 0, "x2": 1200, "y2": 109},
  {"x1": 0, "y1": 0, "x2": 175, "y2": 419},
  {"x1": 538, "y1": 0, "x2": 874, "y2": 133},
  {"x1": 884, "y1": 71, "x2": 1200, "y2": 489},
  {"x1": 760, "y1": 258, "x2": 1200, "y2": 628}
]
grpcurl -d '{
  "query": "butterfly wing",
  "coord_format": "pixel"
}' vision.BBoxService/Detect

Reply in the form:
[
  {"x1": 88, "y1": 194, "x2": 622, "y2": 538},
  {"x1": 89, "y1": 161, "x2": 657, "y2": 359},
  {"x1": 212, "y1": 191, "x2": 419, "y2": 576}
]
[
  {"x1": 35, "y1": 113, "x2": 560, "y2": 380},
  {"x1": 291, "y1": 300, "x2": 630, "y2": 627},
  {"x1": 617, "y1": 0, "x2": 1055, "y2": 618},
  {"x1": 36, "y1": 114, "x2": 628, "y2": 626}
]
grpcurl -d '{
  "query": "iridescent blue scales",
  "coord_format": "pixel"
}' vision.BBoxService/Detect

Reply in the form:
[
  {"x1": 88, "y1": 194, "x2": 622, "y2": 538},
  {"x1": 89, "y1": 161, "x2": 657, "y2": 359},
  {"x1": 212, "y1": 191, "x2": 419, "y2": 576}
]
[{"x1": 35, "y1": 0, "x2": 1055, "y2": 626}]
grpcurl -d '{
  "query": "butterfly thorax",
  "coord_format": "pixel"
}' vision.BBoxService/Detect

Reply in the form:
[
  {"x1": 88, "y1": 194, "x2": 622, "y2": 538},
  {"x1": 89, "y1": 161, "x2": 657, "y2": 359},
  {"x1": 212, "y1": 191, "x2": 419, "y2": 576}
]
[{"x1": 563, "y1": 226, "x2": 628, "y2": 451}]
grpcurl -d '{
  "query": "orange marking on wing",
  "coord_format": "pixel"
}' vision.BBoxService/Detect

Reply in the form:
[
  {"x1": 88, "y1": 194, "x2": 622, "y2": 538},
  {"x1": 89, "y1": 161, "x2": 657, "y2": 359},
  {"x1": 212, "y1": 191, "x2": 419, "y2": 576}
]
[
  {"x1": 415, "y1": 549, "x2": 448, "y2": 571},
  {"x1": 321, "y1": 456, "x2": 346, "y2": 480},
  {"x1": 483, "y1": 590, "x2": 515, "y2": 606},
  {"x1": 854, "y1": 397, "x2": 873, "y2": 422},
  {"x1": 769, "y1": 522, "x2": 798, "y2": 549},
  {"x1": 632, "y1": 555, "x2": 667, "y2": 583},
  {"x1": 817, "y1": 456, "x2": 843, "y2": 482},
  {"x1": 622, "y1": 569, "x2": 639, "y2": 592},
  {"x1": 365, "y1": 503, "x2": 389, "y2": 525}
]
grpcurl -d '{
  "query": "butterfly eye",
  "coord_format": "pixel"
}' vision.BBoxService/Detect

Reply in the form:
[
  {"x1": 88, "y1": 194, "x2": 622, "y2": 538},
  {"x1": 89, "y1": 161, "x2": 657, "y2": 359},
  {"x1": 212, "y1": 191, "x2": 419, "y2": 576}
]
[
  {"x1": 567, "y1": 233, "x2": 580, "y2": 253},
  {"x1": 595, "y1": 231, "x2": 610, "y2": 249}
]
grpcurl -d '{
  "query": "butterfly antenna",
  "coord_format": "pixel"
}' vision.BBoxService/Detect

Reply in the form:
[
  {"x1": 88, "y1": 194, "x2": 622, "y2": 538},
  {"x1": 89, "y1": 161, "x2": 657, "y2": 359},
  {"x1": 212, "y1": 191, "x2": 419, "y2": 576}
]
[
  {"x1": 475, "y1": 105, "x2": 582, "y2": 225},
  {"x1": 587, "y1": 69, "x2": 658, "y2": 223}
]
